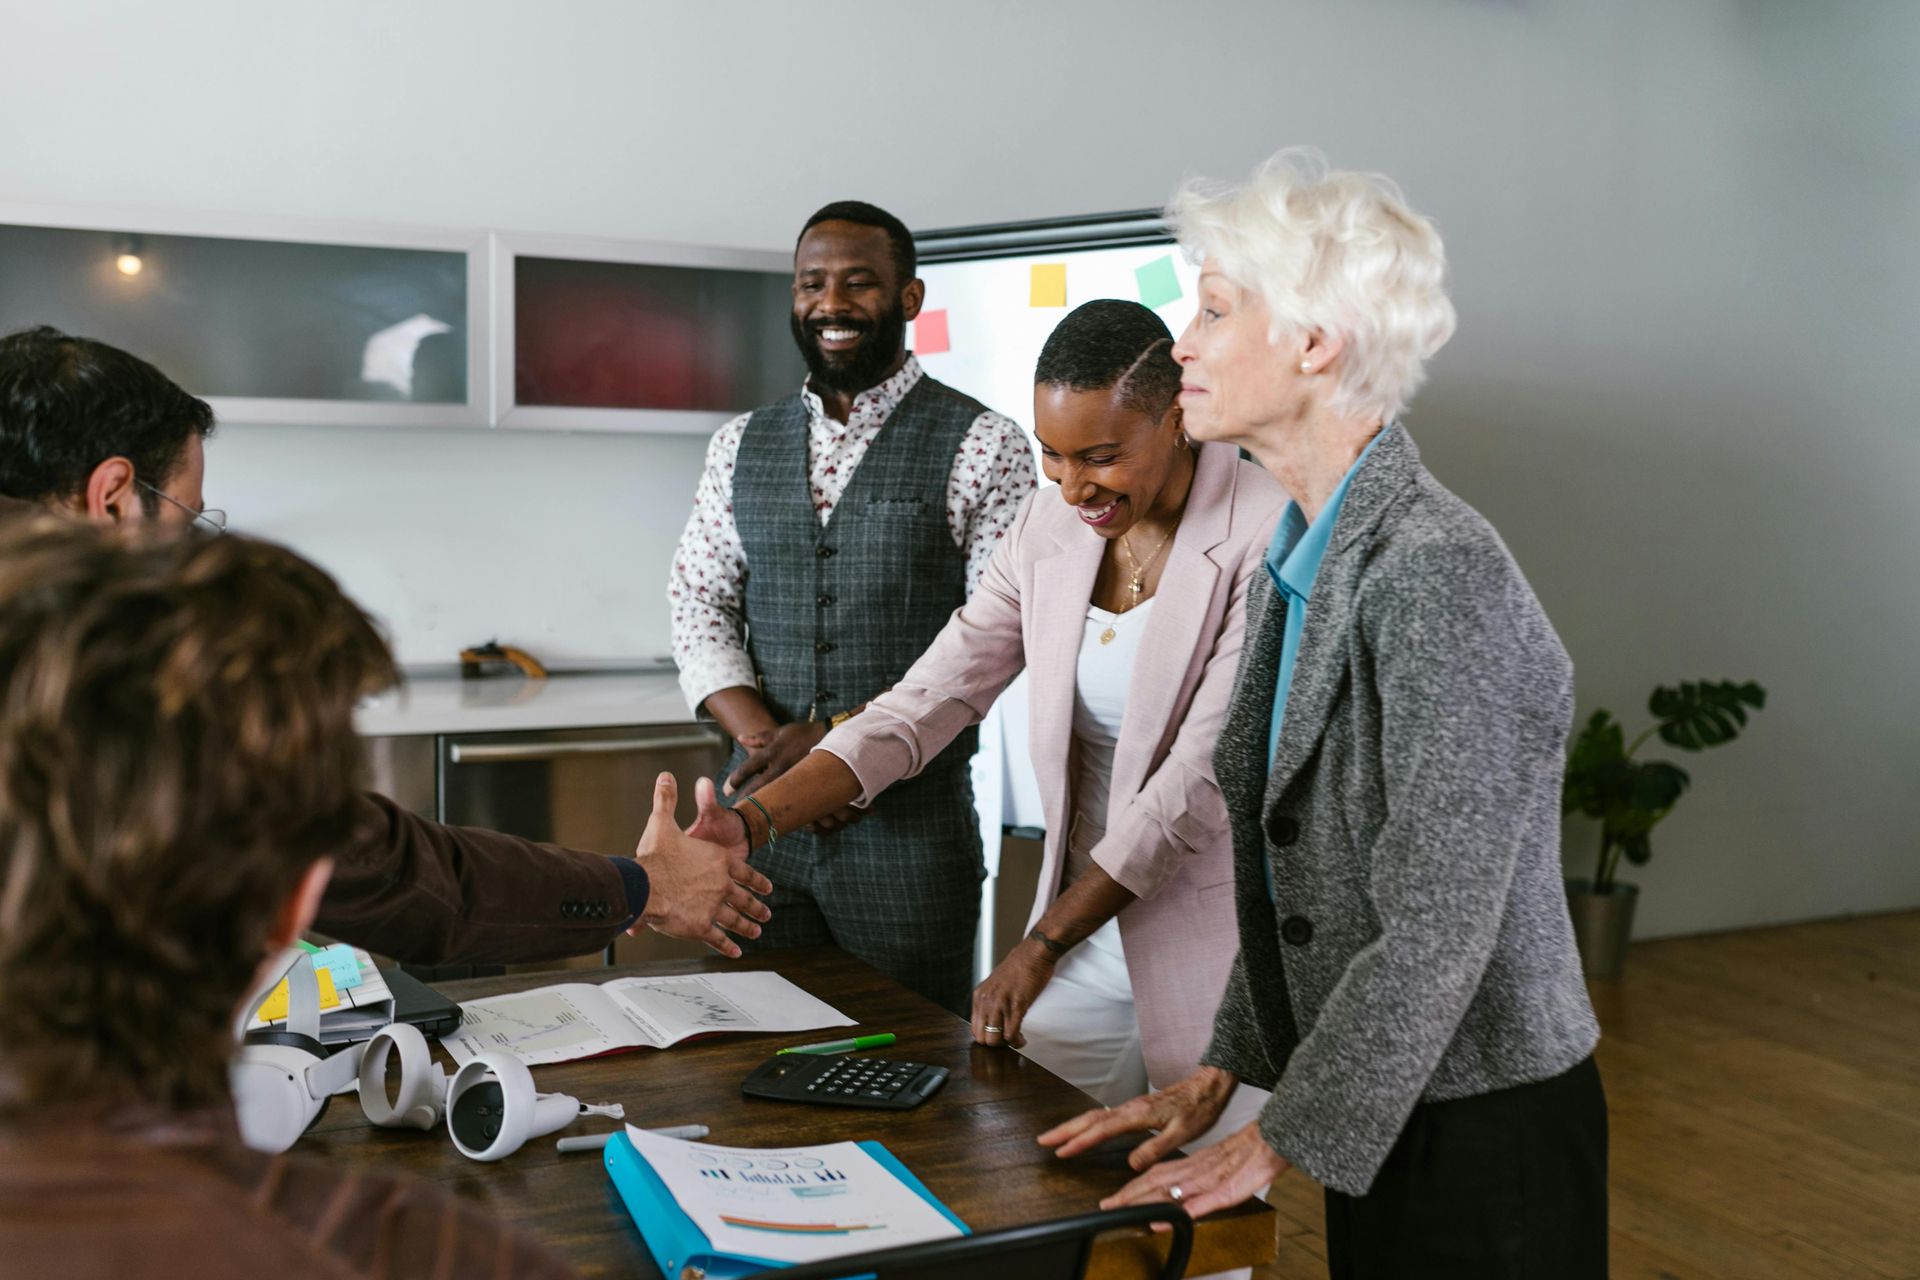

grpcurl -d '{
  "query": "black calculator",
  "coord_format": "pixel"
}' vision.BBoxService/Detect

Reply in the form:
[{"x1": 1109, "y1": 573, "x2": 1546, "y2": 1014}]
[{"x1": 742, "y1": 1053, "x2": 949, "y2": 1110}]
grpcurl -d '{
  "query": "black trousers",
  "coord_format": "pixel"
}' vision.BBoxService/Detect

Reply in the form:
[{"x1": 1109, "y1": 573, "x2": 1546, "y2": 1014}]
[{"x1": 1323, "y1": 1056, "x2": 1608, "y2": 1280}]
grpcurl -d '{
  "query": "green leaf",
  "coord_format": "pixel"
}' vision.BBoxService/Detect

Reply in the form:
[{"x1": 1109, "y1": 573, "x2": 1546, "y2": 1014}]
[
  {"x1": 1650, "y1": 680, "x2": 1766, "y2": 752},
  {"x1": 1630, "y1": 760, "x2": 1690, "y2": 814},
  {"x1": 1595, "y1": 760, "x2": 1689, "y2": 865},
  {"x1": 1563, "y1": 709, "x2": 1630, "y2": 817}
]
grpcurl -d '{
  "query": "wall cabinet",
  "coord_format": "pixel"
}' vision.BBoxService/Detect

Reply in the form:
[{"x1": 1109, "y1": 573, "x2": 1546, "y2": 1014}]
[
  {"x1": 0, "y1": 207, "x2": 489, "y2": 428},
  {"x1": 495, "y1": 234, "x2": 803, "y2": 435},
  {"x1": 0, "y1": 207, "x2": 795, "y2": 434}
]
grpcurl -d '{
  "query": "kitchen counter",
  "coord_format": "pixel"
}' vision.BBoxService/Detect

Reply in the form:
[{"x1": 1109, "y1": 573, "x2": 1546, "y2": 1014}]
[{"x1": 355, "y1": 670, "x2": 699, "y2": 737}]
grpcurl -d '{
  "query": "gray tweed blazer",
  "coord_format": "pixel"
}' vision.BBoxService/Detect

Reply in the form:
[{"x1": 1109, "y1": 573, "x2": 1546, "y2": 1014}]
[{"x1": 1201, "y1": 424, "x2": 1599, "y2": 1196}]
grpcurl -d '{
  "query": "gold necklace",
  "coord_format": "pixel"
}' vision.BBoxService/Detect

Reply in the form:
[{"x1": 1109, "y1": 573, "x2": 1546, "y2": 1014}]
[{"x1": 1101, "y1": 521, "x2": 1178, "y2": 645}]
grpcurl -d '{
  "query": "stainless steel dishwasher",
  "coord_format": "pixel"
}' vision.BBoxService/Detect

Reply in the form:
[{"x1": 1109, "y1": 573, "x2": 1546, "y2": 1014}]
[{"x1": 367, "y1": 722, "x2": 729, "y2": 976}]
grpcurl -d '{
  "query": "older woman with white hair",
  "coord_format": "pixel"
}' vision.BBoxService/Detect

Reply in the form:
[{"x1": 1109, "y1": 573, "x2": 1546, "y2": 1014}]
[{"x1": 1040, "y1": 149, "x2": 1607, "y2": 1279}]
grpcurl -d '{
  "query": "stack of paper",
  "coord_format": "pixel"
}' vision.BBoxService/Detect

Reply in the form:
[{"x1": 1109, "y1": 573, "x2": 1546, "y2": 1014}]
[{"x1": 441, "y1": 971, "x2": 854, "y2": 1066}]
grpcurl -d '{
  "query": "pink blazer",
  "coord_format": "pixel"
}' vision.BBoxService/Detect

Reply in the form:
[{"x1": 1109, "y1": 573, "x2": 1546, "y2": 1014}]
[{"x1": 820, "y1": 443, "x2": 1286, "y2": 1089}]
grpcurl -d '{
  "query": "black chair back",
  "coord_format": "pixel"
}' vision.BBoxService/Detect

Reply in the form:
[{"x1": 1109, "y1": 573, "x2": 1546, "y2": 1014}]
[{"x1": 740, "y1": 1203, "x2": 1193, "y2": 1280}]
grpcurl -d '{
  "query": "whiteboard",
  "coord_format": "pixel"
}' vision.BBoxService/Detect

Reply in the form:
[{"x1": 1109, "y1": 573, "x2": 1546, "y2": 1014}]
[{"x1": 913, "y1": 242, "x2": 1201, "y2": 472}]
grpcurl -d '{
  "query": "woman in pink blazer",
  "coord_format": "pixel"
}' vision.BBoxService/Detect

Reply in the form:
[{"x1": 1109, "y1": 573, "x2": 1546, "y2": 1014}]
[{"x1": 697, "y1": 299, "x2": 1284, "y2": 1121}]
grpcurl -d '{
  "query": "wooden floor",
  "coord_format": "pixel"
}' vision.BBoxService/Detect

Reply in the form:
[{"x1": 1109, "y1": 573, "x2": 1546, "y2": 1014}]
[{"x1": 1252, "y1": 910, "x2": 1920, "y2": 1279}]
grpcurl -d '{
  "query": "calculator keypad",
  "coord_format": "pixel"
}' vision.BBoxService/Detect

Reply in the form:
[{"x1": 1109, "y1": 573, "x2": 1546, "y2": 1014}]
[
  {"x1": 743, "y1": 1054, "x2": 948, "y2": 1110},
  {"x1": 804, "y1": 1059, "x2": 924, "y2": 1101}
]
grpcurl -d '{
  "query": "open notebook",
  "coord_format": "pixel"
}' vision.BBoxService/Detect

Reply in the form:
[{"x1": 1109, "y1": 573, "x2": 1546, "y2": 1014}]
[{"x1": 441, "y1": 970, "x2": 853, "y2": 1067}]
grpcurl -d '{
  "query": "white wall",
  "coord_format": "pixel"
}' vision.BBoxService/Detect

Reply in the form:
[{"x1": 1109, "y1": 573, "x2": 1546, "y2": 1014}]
[
  {"x1": 2, "y1": 0, "x2": 1915, "y2": 937},
  {"x1": 209, "y1": 423, "x2": 708, "y2": 664}
]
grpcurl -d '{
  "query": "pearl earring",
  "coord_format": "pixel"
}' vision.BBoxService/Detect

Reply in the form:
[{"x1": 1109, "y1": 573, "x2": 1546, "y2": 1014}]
[{"x1": 1300, "y1": 361, "x2": 1312, "y2": 374}]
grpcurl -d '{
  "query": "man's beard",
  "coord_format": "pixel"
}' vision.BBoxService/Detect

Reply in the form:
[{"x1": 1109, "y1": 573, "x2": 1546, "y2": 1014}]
[{"x1": 790, "y1": 304, "x2": 909, "y2": 397}]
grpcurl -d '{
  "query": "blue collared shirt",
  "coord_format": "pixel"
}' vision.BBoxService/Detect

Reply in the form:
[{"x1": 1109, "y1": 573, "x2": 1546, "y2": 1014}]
[{"x1": 1266, "y1": 430, "x2": 1386, "y2": 767}]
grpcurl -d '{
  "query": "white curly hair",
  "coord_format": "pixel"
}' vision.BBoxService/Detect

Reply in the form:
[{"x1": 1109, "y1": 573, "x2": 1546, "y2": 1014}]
[{"x1": 1167, "y1": 147, "x2": 1457, "y2": 423}]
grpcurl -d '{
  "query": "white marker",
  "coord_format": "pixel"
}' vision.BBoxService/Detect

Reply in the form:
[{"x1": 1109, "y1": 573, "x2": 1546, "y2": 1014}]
[{"x1": 556, "y1": 1124, "x2": 708, "y2": 1153}]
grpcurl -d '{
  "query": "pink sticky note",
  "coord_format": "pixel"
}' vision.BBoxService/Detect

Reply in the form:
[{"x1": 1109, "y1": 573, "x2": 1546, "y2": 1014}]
[{"x1": 914, "y1": 309, "x2": 951, "y2": 356}]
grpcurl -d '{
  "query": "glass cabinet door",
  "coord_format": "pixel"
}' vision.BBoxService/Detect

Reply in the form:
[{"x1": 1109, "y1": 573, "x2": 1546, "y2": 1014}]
[
  {"x1": 0, "y1": 219, "x2": 482, "y2": 425},
  {"x1": 496, "y1": 237, "x2": 802, "y2": 433}
]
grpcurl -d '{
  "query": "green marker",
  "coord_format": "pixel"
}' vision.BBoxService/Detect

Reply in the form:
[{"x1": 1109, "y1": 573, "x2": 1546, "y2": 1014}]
[{"x1": 777, "y1": 1033, "x2": 896, "y2": 1056}]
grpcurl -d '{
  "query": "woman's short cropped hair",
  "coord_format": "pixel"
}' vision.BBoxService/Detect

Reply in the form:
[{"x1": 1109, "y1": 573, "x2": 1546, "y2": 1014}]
[
  {"x1": 0, "y1": 520, "x2": 397, "y2": 1111},
  {"x1": 1167, "y1": 147, "x2": 1457, "y2": 423},
  {"x1": 1034, "y1": 299, "x2": 1182, "y2": 419}
]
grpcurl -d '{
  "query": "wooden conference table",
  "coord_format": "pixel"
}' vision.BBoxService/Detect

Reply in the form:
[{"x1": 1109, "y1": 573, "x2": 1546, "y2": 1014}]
[{"x1": 309, "y1": 948, "x2": 1276, "y2": 1279}]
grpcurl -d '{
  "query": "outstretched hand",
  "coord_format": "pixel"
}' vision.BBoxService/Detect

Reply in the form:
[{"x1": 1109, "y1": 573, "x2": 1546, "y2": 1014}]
[
  {"x1": 631, "y1": 773, "x2": 770, "y2": 957},
  {"x1": 684, "y1": 775, "x2": 750, "y2": 856}
]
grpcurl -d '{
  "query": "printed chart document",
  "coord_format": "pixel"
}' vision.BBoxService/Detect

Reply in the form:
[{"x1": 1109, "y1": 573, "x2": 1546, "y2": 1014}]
[
  {"x1": 606, "y1": 1125, "x2": 967, "y2": 1277},
  {"x1": 441, "y1": 971, "x2": 853, "y2": 1066}
]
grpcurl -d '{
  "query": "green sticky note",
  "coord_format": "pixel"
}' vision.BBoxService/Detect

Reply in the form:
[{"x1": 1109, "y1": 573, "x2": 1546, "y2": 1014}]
[
  {"x1": 295, "y1": 939, "x2": 323, "y2": 954},
  {"x1": 1137, "y1": 254, "x2": 1182, "y2": 310}
]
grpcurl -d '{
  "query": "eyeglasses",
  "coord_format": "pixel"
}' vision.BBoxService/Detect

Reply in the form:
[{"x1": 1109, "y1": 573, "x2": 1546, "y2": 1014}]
[{"x1": 136, "y1": 480, "x2": 227, "y2": 534}]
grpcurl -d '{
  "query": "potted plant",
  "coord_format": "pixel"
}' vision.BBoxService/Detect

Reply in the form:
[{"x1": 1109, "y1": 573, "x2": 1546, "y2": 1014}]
[{"x1": 1561, "y1": 679, "x2": 1766, "y2": 977}]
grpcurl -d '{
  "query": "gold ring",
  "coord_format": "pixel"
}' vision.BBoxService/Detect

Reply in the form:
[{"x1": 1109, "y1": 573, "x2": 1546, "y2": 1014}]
[{"x1": 982, "y1": 1025, "x2": 1003, "y2": 1034}]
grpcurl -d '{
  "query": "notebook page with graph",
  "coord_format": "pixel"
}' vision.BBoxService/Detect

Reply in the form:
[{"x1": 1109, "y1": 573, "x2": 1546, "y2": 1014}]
[{"x1": 440, "y1": 971, "x2": 853, "y2": 1066}]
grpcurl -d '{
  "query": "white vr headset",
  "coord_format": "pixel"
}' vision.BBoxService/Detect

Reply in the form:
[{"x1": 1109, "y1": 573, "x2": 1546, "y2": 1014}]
[
  {"x1": 231, "y1": 948, "x2": 621, "y2": 1158},
  {"x1": 230, "y1": 949, "x2": 368, "y2": 1153}
]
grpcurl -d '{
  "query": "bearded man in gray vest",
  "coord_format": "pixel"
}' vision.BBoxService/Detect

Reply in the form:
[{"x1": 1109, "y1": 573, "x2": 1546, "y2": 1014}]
[{"x1": 668, "y1": 202, "x2": 1036, "y2": 1013}]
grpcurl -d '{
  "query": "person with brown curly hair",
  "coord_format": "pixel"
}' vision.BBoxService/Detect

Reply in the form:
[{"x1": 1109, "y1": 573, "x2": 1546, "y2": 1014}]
[{"x1": 0, "y1": 519, "x2": 599, "y2": 1277}]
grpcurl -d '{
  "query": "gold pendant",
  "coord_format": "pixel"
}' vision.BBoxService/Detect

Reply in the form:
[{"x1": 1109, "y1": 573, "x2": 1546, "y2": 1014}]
[{"x1": 1099, "y1": 626, "x2": 1117, "y2": 645}]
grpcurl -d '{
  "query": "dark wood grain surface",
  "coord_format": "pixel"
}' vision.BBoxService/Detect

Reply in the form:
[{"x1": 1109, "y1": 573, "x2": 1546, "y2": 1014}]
[{"x1": 310, "y1": 948, "x2": 1275, "y2": 1279}]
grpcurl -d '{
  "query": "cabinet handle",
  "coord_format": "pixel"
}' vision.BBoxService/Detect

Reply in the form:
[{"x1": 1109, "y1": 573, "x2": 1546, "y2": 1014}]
[{"x1": 447, "y1": 732, "x2": 723, "y2": 764}]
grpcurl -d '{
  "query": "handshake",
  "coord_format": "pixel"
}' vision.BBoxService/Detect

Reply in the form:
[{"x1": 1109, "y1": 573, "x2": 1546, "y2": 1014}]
[{"x1": 627, "y1": 772, "x2": 774, "y2": 958}]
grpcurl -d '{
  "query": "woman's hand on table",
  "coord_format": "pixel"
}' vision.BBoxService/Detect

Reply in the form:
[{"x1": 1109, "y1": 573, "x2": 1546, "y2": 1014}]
[
  {"x1": 1098, "y1": 1121, "x2": 1290, "y2": 1221},
  {"x1": 1039, "y1": 1067, "x2": 1283, "y2": 1218},
  {"x1": 1038, "y1": 1066, "x2": 1238, "y2": 1168},
  {"x1": 970, "y1": 939, "x2": 1060, "y2": 1049}
]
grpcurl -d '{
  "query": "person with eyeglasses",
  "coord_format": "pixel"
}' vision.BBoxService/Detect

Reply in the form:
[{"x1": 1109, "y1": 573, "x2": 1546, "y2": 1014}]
[
  {"x1": 137, "y1": 478, "x2": 226, "y2": 533},
  {"x1": 0, "y1": 324, "x2": 769, "y2": 969},
  {"x1": 0, "y1": 328, "x2": 218, "y2": 532}
]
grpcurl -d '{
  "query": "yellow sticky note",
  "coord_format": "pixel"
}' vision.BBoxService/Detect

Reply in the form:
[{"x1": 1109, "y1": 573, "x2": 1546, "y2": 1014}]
[
  {"x1": 1029, "y1": 262, "x2": 1067, "y2": 308},
  {"x1": 255, "y1": 966, "x2": 340, "y2": 1023}
]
